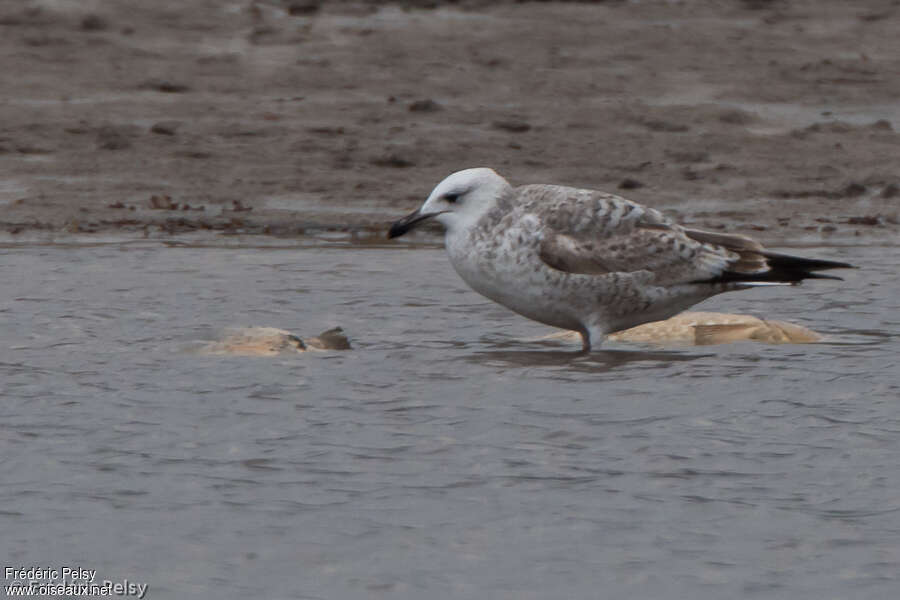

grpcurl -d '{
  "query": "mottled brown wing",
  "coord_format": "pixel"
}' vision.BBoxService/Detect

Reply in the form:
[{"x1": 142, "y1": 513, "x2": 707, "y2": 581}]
[
  {"x1": 521, "y1": 184, "x2": 850, "y2": 284},
  {"x1": 538, "y1": 226, "x2": 737, "y2": 285},
  {"x1": 513, "y1": 184, "x2": 735, "y2": 284},
  {"x1": 514, "y1": 184, "x2": 671, "y2": 237}
]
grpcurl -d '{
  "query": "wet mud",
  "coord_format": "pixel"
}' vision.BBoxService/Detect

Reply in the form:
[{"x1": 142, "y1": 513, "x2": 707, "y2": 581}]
[{"x1": 1, "y1": 0, "x2": 899, "y2": 241}]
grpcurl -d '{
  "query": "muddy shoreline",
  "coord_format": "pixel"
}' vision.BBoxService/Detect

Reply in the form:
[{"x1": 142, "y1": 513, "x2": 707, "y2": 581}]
[{"x1": 2, "y1": 0, "x2": 898, "y2": 242}]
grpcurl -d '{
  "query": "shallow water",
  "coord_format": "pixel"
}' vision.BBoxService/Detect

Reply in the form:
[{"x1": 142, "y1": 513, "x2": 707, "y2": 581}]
[{"x1": 2, "y1": 240, "x2": 898, "y2": 600}]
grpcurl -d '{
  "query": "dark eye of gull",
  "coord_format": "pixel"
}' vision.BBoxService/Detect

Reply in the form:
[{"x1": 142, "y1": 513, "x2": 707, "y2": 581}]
[{"x1": 443, "y1": 192, "x2": 461, "y2": 203}]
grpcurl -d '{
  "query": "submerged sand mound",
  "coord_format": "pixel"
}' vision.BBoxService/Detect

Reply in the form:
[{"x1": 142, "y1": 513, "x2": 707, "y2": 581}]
[
  {"x1": 198, "y1": 312, "x2": 820, "y2": 357},
  {"x1": 543, "y1": 312, "x2": 822, "y2": 346},
  {"x1": 198, "y1": 327, "x2": 351, "y2": 356}
]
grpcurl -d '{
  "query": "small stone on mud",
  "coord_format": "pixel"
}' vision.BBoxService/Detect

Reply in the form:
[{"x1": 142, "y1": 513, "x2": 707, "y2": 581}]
[
  {"x1": 640, "y1": 119, "x2": 689, "y2": 133},
  {"x1": 618, "y1": 178, "x2": 644, "y2": 190},
  {"x1": 307, "y1": 125, "x2": 344, "y2": 135},
  {"x1": 666, "y1": 150, "x2": 708, "y2": 163},
  {"x1": 288, "y1": 0, "x2": 321, "y2": 15},
  {"x1": 16, "y1": 145, "x2": 51, "y2": 154},
  {"x1": 804, "y1": 121, "x2": 854, "y2": 134},
  {"x1": 408, "y1": 99, "x2": 442, "y2": 113},
  {"x1": 492, "y1": 119, "x2": 531, "y2": 133},
  {"x1": 740, "y1": 0, "x2": 779, "y2": 9},
  {"x1": 80, "y1": 14, "x2": 108, "y2": 31},
  {"x1": 149, "y1": 195, "x2": 177, "y2": 210},
  {"x1": 138, "y1": 79, "x2": 190, "y2": 93},
  {"x1": 718, "y1": 109, "x2": 757, "y2": 125},
  {"x1": 880, "y1": 183, "x2": 899, "y2": 198},
  {"x1": 175, "y1": 150, "x2": 212, "y2": 159},
  {"x1": 370, "y1": 153, "x2": 416, "y2": 168},
  {"x1": 841, "y1": 182, "x2": 867, "y2": 197},
  {"x1": 96, "y1": 126, "x2": 133, "y2": 150},
  {"x1": 151, "y1": 121, "x2": 180, "y2": 135},
  {"x1": 846, "y1": 215, "x2": 881, "y2": 226}
]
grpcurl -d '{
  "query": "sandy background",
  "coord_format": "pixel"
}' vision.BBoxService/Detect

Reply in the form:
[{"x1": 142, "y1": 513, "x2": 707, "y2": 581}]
[{"x1": 1, "y1": 0, "x2": 898, "y2": 241}]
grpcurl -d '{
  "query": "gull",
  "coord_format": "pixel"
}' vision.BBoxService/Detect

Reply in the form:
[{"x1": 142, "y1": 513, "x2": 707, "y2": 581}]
[{"x1": 388, "y1": 168, "x2": 853, "y2": 351}]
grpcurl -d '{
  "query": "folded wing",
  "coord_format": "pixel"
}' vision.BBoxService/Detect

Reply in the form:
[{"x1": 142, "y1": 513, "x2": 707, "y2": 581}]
[{"x1": 521, "y1": 185, "x2": 852, "y2": 285}]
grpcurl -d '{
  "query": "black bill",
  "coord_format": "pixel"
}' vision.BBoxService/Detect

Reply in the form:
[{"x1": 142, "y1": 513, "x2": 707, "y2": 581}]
[{"x1": 388, "y1": 209, "x2": 440, "y2": 239}]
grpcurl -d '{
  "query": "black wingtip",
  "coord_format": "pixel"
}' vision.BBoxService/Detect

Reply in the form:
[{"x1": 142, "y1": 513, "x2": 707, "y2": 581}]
[
  {"x1": 804, "y1": 272, "x2": 844, "y2": 281},
  {"x1": 763, "y1": 251, "x2": 855, "y2": 272},
  {"x1": 694, "y1": 251, "x2": 855, "y2": 286}
]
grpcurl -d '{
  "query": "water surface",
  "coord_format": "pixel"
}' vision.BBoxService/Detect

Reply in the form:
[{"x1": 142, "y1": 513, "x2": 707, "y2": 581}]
[{"x1": 2, "y1": 240, "x2": 898, "y2": 599}]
